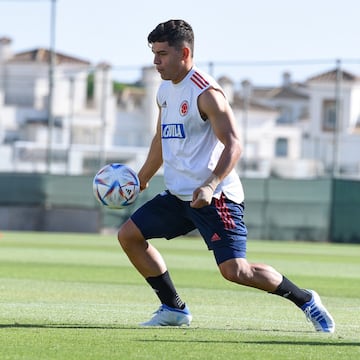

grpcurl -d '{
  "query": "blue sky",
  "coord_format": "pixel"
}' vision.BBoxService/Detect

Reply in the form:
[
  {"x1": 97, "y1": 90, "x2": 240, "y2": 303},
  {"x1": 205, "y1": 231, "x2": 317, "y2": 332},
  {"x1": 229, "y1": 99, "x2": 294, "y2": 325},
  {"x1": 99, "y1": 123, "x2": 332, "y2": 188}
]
[{"x1": 1, "y1": 0, "x2": 359, "y2": 85}]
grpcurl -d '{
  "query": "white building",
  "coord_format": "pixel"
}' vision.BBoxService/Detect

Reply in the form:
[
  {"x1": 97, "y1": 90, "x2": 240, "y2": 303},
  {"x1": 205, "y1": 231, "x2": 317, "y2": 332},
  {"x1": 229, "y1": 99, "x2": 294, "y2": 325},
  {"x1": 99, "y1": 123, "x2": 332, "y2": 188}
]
[
  {"x1": 0, "y1": 38, "x2": 122, "y2": 174},
  {"x1": 1, "y1": 36, "x2": 360, "y2": 178},
  {"x1": 305, "y1": 69, "x2": 360, "y2": 176},
  {"x1": 242, "y1": 69, "x2": 360, "y2": 178}
]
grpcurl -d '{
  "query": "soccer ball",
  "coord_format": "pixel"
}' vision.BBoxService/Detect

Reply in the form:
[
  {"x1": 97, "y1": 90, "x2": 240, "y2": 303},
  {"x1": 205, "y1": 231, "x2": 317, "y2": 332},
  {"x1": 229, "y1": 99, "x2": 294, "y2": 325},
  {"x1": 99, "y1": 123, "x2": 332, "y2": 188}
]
[{"x1": 93, "y1": 163, "x2": 140, "y2": 209}]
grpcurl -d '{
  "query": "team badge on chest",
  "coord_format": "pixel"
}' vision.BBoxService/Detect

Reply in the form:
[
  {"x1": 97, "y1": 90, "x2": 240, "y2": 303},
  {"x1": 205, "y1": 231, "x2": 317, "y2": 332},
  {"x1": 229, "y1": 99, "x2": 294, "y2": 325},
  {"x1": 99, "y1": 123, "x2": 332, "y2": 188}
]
[{"x1": 179, "y1": 100, "x2": 189, "y2": 116}]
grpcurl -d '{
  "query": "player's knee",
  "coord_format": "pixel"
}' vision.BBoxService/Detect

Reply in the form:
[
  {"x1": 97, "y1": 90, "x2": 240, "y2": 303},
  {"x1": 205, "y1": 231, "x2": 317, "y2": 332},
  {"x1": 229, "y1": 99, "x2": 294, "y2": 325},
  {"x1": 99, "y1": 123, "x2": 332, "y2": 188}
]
[
  {"x1": 220, "y1": 267, "x2": 236, "y2": 282},
  {"x1": 117, "y1": 220, "x2": 133, "y2": 249},
  {"x1": 219, "y1": 260, "x2": 252, "y2": 285},
  {"x1": 117, "y1": 227, "x2": 127, "y2": 249},
  {"x1": 220, "y1": 267, "x2": 245, "y2": 283},
  {"x1": 117, "y1": 219, "x2": 144, "y2": 251}
]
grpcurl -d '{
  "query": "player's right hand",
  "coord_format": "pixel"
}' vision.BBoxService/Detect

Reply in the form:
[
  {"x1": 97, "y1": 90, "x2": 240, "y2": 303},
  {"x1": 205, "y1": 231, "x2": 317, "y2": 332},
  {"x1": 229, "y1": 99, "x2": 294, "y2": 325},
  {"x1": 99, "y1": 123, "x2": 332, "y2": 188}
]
[{"x1": 190, "y1": 185, "x2": 213, "y2": 208}]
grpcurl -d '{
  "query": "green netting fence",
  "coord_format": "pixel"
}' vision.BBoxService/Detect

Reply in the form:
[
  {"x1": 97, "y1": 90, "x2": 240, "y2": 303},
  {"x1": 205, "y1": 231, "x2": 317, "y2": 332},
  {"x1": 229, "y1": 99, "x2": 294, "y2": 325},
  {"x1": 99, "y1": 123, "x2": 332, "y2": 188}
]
[{"x1": 0, "y1": 173, "x2": 359, "y2": 243}]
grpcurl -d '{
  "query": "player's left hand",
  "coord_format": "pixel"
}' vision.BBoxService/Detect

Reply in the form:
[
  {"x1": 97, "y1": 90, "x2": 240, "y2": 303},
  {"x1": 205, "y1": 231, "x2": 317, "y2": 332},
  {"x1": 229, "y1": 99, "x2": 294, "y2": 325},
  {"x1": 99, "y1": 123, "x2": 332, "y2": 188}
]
[{"x1": 190, "y1": 186, "x2": 213, "y2": 208}]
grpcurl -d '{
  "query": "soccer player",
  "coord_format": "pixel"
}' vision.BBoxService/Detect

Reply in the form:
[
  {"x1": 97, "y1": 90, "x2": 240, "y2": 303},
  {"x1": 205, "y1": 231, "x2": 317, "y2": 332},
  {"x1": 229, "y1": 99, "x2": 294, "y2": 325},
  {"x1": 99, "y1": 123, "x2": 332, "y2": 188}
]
[{"x1": 117, "y1": 19, "x2": 335, "y2": 332}]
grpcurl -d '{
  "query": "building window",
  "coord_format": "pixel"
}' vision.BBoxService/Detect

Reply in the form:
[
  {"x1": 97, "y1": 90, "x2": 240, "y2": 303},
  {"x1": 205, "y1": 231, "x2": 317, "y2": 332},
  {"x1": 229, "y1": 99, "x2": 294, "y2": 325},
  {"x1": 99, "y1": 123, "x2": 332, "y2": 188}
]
[
  {"x1": 277, "y1": 106, "x2": 293, "y2": 124},
  {"x1": 275, "y1": 137, "x2": 288, "y2": 157},
  {"x1": 322, "y1": 99, "x2": 336, "y2": 131}
]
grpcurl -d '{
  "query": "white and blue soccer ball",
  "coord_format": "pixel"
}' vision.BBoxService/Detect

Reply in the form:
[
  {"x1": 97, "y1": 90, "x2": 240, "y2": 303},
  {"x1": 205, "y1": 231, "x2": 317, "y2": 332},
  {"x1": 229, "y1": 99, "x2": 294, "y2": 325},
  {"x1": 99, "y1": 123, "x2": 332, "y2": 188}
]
[{"x1": 93, "y1": 163, "x2": 140, "y2": 209}]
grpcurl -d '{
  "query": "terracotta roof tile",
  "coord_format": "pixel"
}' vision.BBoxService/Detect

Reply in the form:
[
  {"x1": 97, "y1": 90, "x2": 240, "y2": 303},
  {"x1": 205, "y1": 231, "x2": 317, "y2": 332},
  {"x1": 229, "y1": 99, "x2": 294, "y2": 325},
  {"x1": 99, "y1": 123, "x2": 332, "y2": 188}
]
[
  {"x1": 10, "y1": 48, "x2": 90, "y2": 65},
  {"x1": 232, "y1": 95, "x2": 277, "y2": 112},
  {"x1": 307, "y1": 68, "x2": 358, "y2": 82},
  {"x1": 266, "y1": 86, "x2": 308, "y2": 100}
]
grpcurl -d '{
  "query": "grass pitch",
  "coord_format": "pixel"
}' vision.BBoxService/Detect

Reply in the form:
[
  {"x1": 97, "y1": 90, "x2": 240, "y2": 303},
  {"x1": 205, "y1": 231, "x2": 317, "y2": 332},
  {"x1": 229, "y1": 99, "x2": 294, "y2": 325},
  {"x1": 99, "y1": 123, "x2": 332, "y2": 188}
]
[{"x1": 0, "y1": 231, "x2": 359, "y2": 359}]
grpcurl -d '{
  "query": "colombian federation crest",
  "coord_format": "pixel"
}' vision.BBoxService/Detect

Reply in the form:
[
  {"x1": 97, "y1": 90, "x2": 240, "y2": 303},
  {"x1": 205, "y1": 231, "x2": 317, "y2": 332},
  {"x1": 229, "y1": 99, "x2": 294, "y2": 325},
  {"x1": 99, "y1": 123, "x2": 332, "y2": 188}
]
[{"x1": 179, "y1": 100, "x2": 189, "y2": 116}]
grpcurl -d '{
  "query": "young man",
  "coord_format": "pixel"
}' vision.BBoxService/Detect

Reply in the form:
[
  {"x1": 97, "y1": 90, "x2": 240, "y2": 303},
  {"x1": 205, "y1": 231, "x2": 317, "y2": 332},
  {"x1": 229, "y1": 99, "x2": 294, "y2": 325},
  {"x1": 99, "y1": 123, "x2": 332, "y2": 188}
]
[{"x1": 117, "y1": 19, "x2": 335, "y2": 332}]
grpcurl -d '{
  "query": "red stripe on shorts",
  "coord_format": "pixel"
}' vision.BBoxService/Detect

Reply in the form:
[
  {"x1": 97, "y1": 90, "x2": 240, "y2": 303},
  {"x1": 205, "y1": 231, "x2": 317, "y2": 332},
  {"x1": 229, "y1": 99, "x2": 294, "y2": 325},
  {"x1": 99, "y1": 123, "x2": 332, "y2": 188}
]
[{"x1": 214, "y1": 194, "x2": 235, "y2": 230}]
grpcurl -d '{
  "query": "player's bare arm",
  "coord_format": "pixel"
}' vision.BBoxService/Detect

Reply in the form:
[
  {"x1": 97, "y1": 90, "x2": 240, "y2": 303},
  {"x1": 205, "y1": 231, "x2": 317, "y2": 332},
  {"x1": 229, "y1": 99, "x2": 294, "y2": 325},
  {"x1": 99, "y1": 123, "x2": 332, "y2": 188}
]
[
  {"x1": 190, "y1": 88, "x2": 242, "y2": 208},
  {"x1": 137, "y1": 112, "x2": 163, "y2": 191}
]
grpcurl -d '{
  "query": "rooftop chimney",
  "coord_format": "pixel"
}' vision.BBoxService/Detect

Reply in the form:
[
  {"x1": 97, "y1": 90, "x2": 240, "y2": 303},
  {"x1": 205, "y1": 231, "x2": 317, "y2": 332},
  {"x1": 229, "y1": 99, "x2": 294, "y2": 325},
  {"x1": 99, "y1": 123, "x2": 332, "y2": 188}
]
[
  {"x1": 282, "y1": 72, "x2": 291, "y2": 87},
  {"x1": 0, "y1": 37, "x2": 13, "y2": 63}
]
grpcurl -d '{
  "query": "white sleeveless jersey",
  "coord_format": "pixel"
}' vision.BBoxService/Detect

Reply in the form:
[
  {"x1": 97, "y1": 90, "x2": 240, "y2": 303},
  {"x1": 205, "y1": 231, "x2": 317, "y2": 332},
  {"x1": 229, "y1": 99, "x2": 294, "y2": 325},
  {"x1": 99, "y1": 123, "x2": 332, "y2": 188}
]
[{"x1": 157, "y1": 66, "x2": 244, "y2": 203}]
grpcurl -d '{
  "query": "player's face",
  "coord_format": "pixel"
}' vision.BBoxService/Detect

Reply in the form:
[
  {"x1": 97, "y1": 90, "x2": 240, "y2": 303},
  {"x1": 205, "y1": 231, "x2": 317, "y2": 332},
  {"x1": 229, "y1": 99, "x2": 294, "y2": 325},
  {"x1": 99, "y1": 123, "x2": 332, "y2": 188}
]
[{"x1": 151, "y1": 42, "x2": 189, "y2": 84}]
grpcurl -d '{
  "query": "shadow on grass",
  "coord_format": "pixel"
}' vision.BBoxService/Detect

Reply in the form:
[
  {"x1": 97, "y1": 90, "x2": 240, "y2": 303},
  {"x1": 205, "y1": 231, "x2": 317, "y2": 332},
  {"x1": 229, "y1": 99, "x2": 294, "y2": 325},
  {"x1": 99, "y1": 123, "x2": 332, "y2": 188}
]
[
  {"x1": 0, "y1": 323, "x2": 132, "y2": 330},
  {"x1": 136, "y1": 338, "x2": 359, "y2": 346},
  {"x1": 1, "y1": 323, "x2": 359, "y2": 347}
]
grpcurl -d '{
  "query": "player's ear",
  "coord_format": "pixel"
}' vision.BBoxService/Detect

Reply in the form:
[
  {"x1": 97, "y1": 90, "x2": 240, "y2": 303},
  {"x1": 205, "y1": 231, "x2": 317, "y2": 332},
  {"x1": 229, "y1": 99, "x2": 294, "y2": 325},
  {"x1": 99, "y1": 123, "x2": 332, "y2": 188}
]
[{"x1": 182, "y1": 46, "x2": 190, "y2": 60}]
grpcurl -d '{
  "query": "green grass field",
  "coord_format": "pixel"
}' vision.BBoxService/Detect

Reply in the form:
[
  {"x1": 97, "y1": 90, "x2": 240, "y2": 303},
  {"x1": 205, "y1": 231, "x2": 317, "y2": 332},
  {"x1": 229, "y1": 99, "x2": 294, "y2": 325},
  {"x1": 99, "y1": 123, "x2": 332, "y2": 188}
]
[{"x1": 0, "y1": 231, "x2": 359, "y2": 359}]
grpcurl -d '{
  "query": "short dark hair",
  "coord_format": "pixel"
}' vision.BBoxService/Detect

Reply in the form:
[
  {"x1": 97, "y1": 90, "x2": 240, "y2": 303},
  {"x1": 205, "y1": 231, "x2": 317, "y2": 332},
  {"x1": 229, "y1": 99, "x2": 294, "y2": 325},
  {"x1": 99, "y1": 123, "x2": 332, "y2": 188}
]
[{"x1": 147, "y1": 19, "x2": 194, "y2": 55}]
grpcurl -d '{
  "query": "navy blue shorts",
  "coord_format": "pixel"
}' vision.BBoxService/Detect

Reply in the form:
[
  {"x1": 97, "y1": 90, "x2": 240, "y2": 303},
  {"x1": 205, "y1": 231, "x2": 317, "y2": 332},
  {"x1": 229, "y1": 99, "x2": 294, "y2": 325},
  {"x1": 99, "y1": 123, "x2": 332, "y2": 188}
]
[{"x1": 131, "y1": 191, "x2": 248, "y2": 265}]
